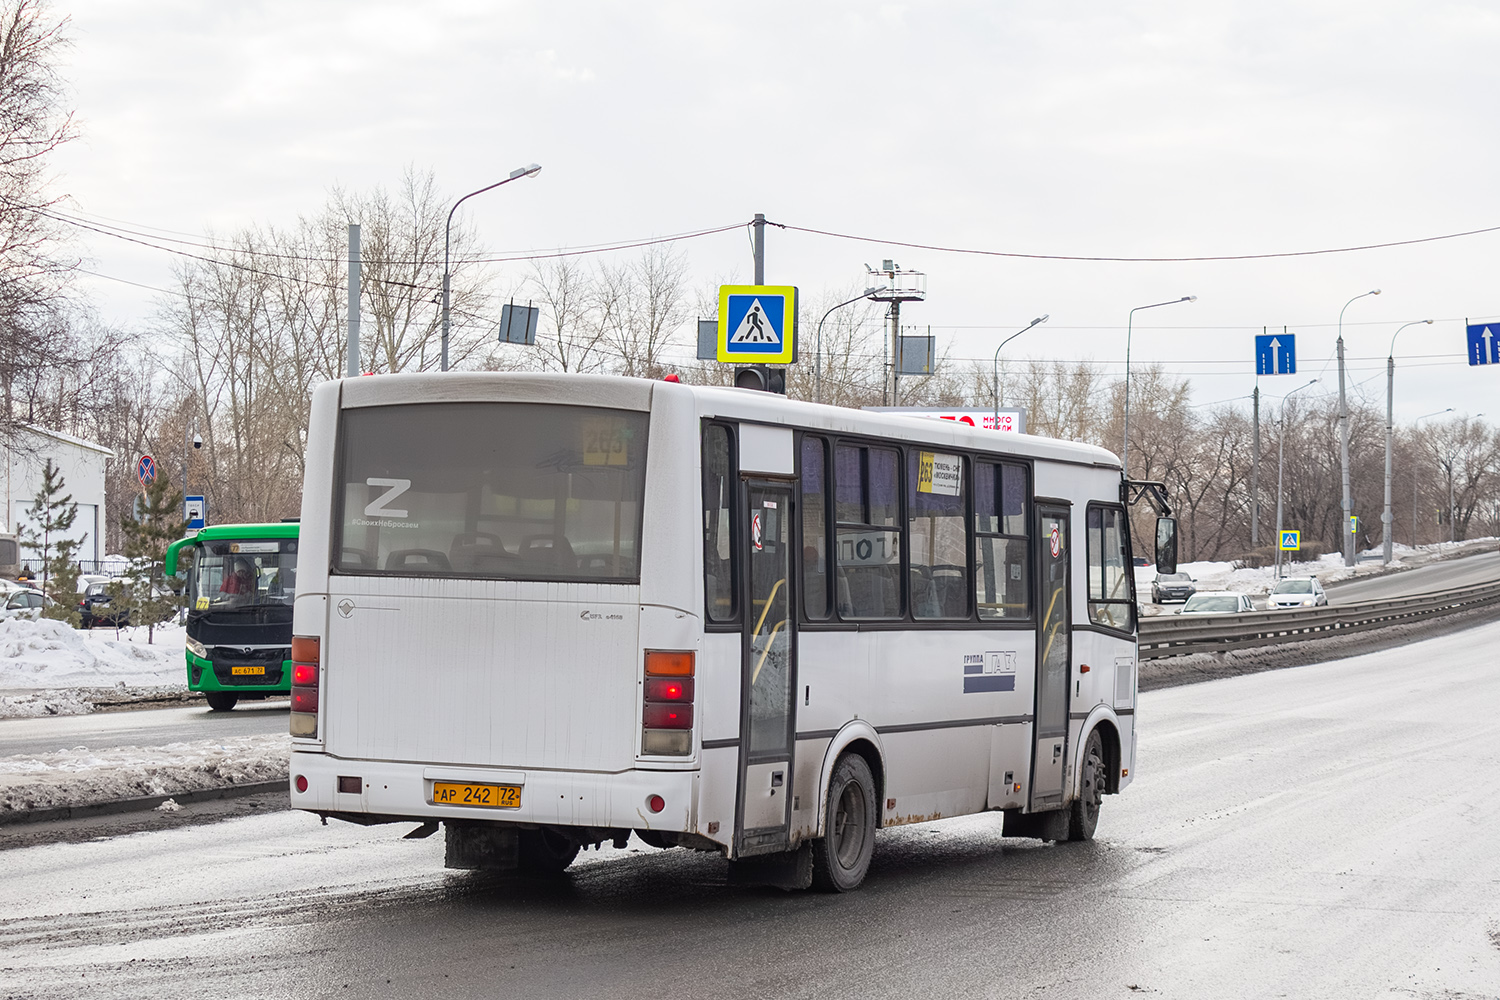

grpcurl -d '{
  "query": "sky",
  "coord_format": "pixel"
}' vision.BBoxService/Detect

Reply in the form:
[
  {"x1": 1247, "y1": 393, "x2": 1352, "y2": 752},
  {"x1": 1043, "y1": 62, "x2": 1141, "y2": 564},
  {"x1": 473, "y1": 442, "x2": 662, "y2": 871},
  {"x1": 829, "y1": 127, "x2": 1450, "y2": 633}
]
[{"x1": 47, "y1": 0, "x2": 1500, "y2": 423}]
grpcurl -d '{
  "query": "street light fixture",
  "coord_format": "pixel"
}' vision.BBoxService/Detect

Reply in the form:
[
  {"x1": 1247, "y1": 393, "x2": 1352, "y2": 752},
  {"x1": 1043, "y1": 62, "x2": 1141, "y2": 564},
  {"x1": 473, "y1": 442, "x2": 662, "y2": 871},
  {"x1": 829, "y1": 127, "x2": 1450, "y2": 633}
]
[
  {"x1": 441, "y1": 163, "x2": 542, "y2": 372},
  {"x1": 992, "y1": 315, "x2": 1048, "y2": 430},
  {"x1": 1412, "y1": 407, "x2": 1452, "y2": 549},
  {"x1": 1336, "y1": 288, "x2": 1380, "y2": 566},
  {"x1": 1274, "y1": 378, "x2": 1320, "y2": 579},
  {"x1": 1382, "y1": 319, "x2": 1432, "y2": 563},
  {"x1": 1122, "y1": 296, "x2": 1196, "y2": 473},
  {"x1": 815, "y1": 288, "x2": 883, "y2": 404}
]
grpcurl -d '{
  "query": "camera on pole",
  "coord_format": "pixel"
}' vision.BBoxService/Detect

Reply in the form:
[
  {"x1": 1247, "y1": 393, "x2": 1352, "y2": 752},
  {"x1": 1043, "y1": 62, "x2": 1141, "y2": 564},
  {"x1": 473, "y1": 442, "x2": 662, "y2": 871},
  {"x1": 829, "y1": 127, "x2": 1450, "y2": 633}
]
[{"x1": 733, "y1": 365, "x2": 786, "y2": 394}]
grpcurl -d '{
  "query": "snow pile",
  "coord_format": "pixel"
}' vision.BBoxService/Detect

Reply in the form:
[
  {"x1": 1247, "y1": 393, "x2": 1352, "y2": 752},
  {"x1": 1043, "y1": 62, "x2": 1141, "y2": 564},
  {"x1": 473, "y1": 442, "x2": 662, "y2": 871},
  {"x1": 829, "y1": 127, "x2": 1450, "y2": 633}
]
[
  {"x1": 0, "y1": 618, "x2": 185, "y2": 692},
  {"x1": 0, "y1": 733, "x2": 289, "y2": 814},
  {"x1": 0, "y1": 688, "x2": 97, "y2": 718}
]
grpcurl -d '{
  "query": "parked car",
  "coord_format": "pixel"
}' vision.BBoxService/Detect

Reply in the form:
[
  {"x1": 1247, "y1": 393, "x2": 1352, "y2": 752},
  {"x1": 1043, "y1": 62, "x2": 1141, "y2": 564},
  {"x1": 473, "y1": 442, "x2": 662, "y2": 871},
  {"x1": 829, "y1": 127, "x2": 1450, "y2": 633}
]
[
  {"x1": 1152, "y1": 571, "x2": 1197, "y2": 603},
  {"x1": 77, "y1": 581, "x2": 129, "y2": 628},
  {"x1": 1269, "y1": 576, "x2": 1328, "y2": 609},
  {"x1": 1177, "y1": 591, "x2": 1255, "y2": 614},
  {"x1": 0, "y1": 587, "x2": 48, "y2": 621}
]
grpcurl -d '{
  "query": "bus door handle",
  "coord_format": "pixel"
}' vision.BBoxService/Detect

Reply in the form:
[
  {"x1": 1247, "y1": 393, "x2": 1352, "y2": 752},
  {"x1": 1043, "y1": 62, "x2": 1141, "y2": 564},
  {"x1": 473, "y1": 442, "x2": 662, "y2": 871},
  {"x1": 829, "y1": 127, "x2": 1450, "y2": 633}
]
[{"x1": 771, "y1": 771, "x2": 784, "y2": 788}]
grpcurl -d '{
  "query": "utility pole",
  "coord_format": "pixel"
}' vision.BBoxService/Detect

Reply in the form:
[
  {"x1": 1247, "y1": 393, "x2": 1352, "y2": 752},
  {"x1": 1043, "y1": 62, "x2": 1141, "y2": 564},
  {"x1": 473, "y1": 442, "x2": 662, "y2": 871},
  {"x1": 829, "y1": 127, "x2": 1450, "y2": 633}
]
[
  {"x1": 752, "y1": 213, "x2": 765, "y2": 284},
  {"x1": 347, "y1": 224, "x2": 361, "y2": 378},
  {"x1": 889, "y1": 300, "x2": 902, "y2": 406},
  {"x1": 1251, "y1": 379, "x2": 1260, "y2": 549},
  {"x1": 1337, "y1": 290, "x2": 1379, "y2": 567}
]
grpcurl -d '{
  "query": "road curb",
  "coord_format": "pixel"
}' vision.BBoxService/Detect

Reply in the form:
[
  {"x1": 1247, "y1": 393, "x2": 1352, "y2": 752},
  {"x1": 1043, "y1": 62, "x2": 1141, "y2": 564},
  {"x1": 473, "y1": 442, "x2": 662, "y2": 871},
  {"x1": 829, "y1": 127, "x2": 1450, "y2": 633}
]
[{"x1": 0, "y1": 779, "x2": 287, "y2": 827}]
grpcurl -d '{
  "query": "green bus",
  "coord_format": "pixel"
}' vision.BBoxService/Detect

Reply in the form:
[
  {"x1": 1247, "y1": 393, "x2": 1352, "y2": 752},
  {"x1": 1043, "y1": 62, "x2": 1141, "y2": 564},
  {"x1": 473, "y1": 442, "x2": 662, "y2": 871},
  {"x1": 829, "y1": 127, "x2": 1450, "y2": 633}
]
[{"x1": 165, "y1": 522, "x2": 299, "y2": 711}]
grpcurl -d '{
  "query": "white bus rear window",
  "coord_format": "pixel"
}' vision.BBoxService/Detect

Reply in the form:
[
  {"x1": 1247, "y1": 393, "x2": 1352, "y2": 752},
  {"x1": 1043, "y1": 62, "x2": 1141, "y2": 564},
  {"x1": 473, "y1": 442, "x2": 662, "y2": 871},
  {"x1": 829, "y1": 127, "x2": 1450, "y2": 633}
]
[{"x1": 335, "y1": 402, "x2": 648, "y2": 582}]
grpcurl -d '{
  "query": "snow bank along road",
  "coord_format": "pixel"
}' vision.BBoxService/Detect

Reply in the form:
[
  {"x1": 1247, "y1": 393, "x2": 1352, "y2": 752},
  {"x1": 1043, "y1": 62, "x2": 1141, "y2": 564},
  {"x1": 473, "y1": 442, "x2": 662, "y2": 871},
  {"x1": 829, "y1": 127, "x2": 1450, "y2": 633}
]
[{"x1": 0, "y1": 620, "x2": 1496, "y2": 998}]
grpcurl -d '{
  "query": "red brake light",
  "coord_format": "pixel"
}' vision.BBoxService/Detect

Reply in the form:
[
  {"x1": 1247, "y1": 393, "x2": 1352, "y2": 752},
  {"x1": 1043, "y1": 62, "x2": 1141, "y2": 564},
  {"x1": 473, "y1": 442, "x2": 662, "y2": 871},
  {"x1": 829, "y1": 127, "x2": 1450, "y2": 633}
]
[
  {"x1": 645, "y1": 677, "x2": 694, "y2": 702},
  {"x1": 291, "y1": 687, "x2": 319, "y2": 713},
  {"x1": 294, "y1": 775, "x2": 308, "y2": 793},
  {"x1": 647, "y1": 794, "x2": 665, "y2": 812},
  {"x1": 643, "y1": 703, "x2": 693, "y2": 730},
  {"x1": 292, "y1": 663, "x2": 317, "y2": 686}
]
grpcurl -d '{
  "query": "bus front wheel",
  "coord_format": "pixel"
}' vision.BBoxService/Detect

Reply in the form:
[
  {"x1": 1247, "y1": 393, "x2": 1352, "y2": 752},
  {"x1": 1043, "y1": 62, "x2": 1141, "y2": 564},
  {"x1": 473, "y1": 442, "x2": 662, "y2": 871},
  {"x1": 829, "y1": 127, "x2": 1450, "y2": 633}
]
[
  {"x1": 1068, "y1": 729, "x2": 1106, "y2": 841},
  {"x1": 205, "y1": 692, "x2": 238, "y2": 712},
  {"x1": 811, "y1": 753, "x2": 877, "y2": 892}
]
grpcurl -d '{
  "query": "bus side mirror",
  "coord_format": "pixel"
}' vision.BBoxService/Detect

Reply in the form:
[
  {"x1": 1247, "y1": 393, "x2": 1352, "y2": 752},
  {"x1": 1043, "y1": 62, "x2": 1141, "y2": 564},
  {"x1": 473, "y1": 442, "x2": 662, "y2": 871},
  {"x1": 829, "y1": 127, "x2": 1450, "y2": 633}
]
[{"x1": 1155, "y1": 517, "x2": 1178, "y2": 576}]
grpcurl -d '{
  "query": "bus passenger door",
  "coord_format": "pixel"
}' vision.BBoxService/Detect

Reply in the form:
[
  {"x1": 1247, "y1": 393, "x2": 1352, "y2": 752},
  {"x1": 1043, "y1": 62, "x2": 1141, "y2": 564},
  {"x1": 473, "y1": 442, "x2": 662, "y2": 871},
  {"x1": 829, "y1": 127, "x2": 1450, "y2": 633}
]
[
  {"x1": 1031, "y1": 504, "x2": 1072, "y2": 811},
  {"x1": 736, "y1": 479, "x2": 797, "y2": 856}
]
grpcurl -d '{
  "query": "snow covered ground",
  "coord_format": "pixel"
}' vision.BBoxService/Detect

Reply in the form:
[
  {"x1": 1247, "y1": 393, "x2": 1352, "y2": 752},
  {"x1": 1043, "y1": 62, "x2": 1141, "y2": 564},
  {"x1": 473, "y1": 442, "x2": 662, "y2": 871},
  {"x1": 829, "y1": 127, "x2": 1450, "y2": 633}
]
[
  {"x1": 0, "y1": 733, "x2": 287, "y2": 814},
  {"x1": 0, "y1": 619, "x2": 186, "y2": 719}
]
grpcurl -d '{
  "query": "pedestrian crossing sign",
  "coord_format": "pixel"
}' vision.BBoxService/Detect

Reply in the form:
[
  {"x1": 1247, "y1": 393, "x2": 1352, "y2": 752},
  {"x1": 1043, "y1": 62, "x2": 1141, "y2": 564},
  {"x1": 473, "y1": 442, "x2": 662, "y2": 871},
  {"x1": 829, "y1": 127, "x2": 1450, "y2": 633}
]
[
  {"x1": 717, "y1": 285, "x2": 797, "y2": 364},
  {"x1": 1280, "y1": 530, "x2": 1300, "y2": 551}
]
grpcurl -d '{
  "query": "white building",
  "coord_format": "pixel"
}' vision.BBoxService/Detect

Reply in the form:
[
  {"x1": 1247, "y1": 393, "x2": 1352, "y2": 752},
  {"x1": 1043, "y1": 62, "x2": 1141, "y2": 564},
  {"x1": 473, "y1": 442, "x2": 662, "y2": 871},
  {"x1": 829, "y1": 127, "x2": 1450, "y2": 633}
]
[{"x1": 3, "y1": 426, "x2": 114, "y2": 565}]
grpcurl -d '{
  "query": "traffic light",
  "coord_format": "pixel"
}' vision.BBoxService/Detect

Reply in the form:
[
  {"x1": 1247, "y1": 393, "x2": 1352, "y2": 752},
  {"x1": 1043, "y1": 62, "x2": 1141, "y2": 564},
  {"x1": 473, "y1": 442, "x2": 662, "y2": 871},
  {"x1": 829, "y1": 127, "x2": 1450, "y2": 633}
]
[{"x1": 733, "y1": 365, "x2": 786, "y2": 394}]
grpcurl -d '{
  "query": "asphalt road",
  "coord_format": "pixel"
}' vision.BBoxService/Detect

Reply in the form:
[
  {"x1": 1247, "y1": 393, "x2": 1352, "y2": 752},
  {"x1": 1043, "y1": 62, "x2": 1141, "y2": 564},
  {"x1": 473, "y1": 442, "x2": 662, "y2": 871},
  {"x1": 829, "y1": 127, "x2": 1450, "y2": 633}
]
[
  {"x1": 0, "y1": 700, "x2": 289, "y2": 758},
  {"x1": 1326, "y1": 548, "x2": 1500, "y2": 603},
  {"x1": 2, "y1": 620, "x2": 1497, "y2": 999}
]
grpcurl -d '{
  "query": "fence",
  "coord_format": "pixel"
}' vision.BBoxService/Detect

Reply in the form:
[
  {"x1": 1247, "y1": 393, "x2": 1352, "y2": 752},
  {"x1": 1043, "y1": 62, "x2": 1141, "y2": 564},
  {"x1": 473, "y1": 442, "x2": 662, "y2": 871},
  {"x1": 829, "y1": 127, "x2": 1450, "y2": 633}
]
[{"x1": 1137, "y1": 580, "x2": 1500, "y2": 660}]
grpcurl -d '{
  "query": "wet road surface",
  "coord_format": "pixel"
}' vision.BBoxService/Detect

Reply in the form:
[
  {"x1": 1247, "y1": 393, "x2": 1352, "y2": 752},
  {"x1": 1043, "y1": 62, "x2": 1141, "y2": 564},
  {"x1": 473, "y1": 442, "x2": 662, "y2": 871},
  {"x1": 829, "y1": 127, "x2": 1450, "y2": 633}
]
[
  {"x1": 0, "y1": 701, "x2": 288, "y2": 758},
  {"x1": 1327, "y1": 548, "x2": 1500, "y2": 603},
  {"x1": 1, "y1": 621, "x2": 1498, "y2": 999}
]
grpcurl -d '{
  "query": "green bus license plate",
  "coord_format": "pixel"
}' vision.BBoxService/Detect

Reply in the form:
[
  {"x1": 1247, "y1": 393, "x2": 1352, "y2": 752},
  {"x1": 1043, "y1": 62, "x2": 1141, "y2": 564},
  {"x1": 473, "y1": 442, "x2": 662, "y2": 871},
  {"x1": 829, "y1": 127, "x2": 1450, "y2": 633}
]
[
  {"x1": 432, "y1": 782, "x2": 521, "y2": 809},
  {"x1": 230, "y1": 666, "x2": 265, "y2": 676}
]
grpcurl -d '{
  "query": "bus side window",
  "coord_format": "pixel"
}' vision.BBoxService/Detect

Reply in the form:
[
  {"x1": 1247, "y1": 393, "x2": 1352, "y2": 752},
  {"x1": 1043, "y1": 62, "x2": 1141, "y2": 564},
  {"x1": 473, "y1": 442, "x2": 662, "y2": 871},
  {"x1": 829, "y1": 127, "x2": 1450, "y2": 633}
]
[
  {"x1": 834, "y1": 444, "x2": 902, "y2": 619},
  {"x1": 1087, "y1": 505, "x2": 1135, "y2": 631},
  {"x1": 800, "y1": 436, "x2": 830, "y2": 619},
  {"x1": 974, "y1": 461, "x2": 1030, "y2": 620},
  {"x1": 907, "y1": 449, "x2": 967, "y2": 619},
  {"x1": 702, "y1": 424, "x2": 737, "y2": 622}
]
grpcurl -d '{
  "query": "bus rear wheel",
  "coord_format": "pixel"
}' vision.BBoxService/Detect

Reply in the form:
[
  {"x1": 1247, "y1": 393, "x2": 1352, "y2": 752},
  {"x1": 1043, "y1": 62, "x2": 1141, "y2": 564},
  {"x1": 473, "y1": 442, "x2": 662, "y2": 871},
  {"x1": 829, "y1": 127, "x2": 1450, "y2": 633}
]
[
  {"x1": 518, "y1": 828, "x2": 580, "y2": 874},
  {"x1": 811, "y1": 753, "x2": 877, "y2": 892},
  {"x1": 205, "y1": 692, "x2": 238, "y2": 712},
  {"x1": 1068, "y1": 729, "x2": 1106, "y2": 842}
]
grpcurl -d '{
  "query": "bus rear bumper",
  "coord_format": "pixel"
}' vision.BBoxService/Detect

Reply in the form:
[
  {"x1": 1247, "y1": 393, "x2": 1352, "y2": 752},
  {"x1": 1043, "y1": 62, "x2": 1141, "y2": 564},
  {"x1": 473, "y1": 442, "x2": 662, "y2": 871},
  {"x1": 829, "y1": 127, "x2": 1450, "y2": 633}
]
[{"x1": 289, "y1": 751, "x2": 699, "y2": 835}]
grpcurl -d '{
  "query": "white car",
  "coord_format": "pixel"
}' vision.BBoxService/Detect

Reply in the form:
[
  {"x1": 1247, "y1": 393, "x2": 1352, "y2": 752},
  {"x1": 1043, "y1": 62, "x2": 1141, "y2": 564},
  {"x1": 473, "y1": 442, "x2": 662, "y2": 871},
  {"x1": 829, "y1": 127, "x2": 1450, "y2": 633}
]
[
  {"x1": 0, "y1": 587, "x2": 48, "y2": 620},
  {"x1": 1269, "y1": 576, "x2": 1328, "y2": 609},
  {"x1": 1177, "y1": 591, "x2": 1255, "y2": 614}
]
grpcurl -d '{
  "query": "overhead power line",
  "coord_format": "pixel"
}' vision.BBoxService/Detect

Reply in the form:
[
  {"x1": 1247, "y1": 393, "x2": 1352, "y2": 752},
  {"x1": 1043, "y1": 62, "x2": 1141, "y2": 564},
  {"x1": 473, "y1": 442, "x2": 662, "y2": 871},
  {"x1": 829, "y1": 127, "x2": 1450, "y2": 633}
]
[{"x1": 769, "y1": 219, "x2": 1500, "y2": 263}]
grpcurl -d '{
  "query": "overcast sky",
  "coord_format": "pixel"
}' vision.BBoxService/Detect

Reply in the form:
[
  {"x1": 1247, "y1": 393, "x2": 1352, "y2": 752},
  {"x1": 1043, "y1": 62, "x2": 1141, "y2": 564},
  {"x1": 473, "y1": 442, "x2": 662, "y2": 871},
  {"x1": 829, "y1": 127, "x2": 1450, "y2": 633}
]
[{"x1": 50, "y1": 0, "x2": 1500, "y2": 422}]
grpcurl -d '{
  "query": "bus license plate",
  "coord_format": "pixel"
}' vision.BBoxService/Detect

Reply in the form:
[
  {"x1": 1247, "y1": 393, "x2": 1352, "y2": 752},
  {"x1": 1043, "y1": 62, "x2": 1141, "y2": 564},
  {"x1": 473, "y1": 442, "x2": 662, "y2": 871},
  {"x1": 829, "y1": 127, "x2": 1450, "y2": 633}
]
[
  {"x1": 230, "y1": 666, "x2": 265, "y2": 676},
  {"x1": 432, "y1": 782, "x2": 521, "y2": 809}
]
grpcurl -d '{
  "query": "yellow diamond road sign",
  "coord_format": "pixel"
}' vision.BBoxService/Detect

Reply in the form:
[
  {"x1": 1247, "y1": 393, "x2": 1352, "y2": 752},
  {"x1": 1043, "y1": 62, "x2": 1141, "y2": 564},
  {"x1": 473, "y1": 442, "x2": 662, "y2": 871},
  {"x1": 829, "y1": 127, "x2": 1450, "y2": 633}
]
[
  {"x1": 717, "y1": 285, "x2": 797, "y2": 364},
  {"x1": 1279, "y1": 530, "x2": 1300, "y2": 551}
]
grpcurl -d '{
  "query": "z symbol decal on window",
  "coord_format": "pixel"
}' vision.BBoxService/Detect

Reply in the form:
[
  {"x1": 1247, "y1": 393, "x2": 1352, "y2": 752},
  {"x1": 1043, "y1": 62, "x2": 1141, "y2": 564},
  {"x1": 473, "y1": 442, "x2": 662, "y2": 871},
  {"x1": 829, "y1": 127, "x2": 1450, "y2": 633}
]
[{"x1": 363, "y1": 478, "x2": 411, "y2": 518}]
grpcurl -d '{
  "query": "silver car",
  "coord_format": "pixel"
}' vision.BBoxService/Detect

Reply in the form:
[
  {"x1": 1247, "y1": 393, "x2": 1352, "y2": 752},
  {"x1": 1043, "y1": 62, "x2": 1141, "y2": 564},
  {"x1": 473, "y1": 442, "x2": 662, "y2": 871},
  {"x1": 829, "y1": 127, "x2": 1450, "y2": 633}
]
[{"x1": 1269, "y1": 576, "x2": 1328, "y2": 609}]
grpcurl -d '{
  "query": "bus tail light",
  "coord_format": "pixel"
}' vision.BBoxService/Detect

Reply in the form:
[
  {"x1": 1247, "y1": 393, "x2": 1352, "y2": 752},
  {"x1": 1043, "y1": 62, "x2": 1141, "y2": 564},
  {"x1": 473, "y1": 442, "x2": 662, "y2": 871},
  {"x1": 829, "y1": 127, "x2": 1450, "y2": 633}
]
[
  {"x1": 290, "y1": 635, "x2": 319, "y2": 738},
  {"x1": 642, "y1": 650, "x2": 694, "y2": 756}
]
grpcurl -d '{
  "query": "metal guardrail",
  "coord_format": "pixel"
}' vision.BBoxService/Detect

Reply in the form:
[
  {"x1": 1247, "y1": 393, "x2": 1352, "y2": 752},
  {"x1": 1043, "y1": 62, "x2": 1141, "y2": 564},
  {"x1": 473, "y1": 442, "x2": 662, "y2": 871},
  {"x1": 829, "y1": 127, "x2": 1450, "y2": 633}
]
[{"x1": 1137, "y1": 579, "x2": 1500, "y2": 660}]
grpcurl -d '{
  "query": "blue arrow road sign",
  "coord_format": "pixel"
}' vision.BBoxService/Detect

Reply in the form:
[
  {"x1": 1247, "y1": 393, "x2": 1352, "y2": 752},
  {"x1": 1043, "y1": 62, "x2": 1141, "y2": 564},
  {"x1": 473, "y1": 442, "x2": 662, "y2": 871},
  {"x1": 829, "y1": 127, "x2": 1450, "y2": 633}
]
[
  {"x1": 1467, "y1": 323, "x2": 1500, "y2": 366},
  {"x1": 1255, "y1": 333, "x2": 1296, "y2": 375}
]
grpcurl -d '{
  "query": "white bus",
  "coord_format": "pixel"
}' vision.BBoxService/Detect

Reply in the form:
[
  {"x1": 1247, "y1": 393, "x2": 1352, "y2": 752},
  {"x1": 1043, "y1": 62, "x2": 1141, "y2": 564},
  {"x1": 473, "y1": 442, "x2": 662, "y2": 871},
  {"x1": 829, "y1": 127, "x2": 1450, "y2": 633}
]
[{"x1": 289, "y1": 373, "x2": 1172, "y2": 891}]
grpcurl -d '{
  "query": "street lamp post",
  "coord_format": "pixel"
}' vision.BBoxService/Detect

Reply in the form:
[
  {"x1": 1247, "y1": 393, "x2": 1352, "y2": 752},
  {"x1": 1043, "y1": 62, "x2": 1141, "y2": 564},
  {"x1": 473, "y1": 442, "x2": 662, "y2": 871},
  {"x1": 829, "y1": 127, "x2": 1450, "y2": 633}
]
[
  {"x1": 1336, "y1": 289, "x2": 1380, "y2": 566},
  {"x1": 441, "y1": 163, "x2": 541, "y2": 372},
  {"x1": 1122, "y1": 296, "x2": 1196, "y2": 474},
  {"x1": 1412, "y1": 408, "x2": 1452, "y2": 549},
  {"x1": 1274, "y1": 378, "x2": 1320, "y2": 579},
  {"x1": 1382, "y1": 319, "x2": 1433, "y2": 563},
  {"x1": 815, "y1": 288, "x2": 882, "y2": 404},
  {"x1": 992, "y1": 315, "x2": 1048, "y2": 428}
]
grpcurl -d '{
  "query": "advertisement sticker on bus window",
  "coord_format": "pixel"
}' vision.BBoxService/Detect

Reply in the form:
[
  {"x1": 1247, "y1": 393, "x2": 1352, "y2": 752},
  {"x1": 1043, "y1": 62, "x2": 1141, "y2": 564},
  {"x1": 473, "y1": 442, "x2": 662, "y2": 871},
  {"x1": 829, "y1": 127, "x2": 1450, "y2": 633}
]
[
  {"x1": 581, "y1": 418, "x2": 629, "y2": 466},
  {"x1": 917, "y1": 451, "x2": 961, "y2": 496}
]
